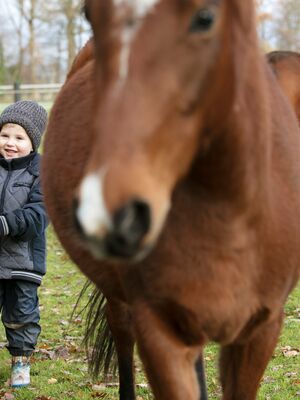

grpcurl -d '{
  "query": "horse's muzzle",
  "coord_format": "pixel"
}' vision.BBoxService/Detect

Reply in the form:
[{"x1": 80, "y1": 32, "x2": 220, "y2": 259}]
[
  {"x1": 74, "y1": 198, "x2": 151, "y2": 260},
  {"x1": 104, "y1": 199, "x2": 151, "y2": 258}
]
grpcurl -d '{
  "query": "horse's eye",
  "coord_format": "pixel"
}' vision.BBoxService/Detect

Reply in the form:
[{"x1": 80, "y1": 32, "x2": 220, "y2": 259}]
[{"x1": 189, "y1": 8, "x2": 216, "y2": 33}]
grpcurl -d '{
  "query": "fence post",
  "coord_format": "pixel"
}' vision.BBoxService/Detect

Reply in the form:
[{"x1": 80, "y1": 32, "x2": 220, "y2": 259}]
[{"x1": 13, "y1": 81, "x2": 21, "y2": 102}]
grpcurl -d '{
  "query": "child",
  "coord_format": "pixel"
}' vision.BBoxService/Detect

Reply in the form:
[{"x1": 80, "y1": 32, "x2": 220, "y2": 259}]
[{"x1": 0, "y1": 100, "x2": 48, "y2": 388}]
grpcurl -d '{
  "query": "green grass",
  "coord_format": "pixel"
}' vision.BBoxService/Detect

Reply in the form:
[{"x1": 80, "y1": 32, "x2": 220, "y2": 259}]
[{"x1": 0, "y1": 227, "x2": 299, "y2": 399}]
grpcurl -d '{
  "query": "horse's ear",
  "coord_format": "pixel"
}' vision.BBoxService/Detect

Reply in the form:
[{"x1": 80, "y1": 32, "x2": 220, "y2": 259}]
[{"x1": 66, "y1": 38, "x2": 94, "y2": 81}]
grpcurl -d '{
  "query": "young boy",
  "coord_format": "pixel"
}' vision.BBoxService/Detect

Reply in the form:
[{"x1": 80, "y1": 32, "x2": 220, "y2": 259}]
[{"x1": 0, "y1": 100, "x2": 48, "y2": 388}]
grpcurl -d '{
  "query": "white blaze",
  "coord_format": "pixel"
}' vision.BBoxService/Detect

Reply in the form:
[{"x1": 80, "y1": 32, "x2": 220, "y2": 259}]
[
  {"x1": 77, "y1": 171, "x2": 111, "y2": 237},
  {"x1": 119, "y1": 27, "x2": 136, "y2": 80},
  {"x1": 114, "y1": 0, "x2": 159, "y2": 18},
  {"x1": 113, "y1": 0, "x2": 160, "y2": 80}
]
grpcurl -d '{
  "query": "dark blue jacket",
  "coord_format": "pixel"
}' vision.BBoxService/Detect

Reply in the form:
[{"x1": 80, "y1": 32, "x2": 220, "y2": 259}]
[{"x1": 0, "y1": 152, "x2": 48, "y2": 285}]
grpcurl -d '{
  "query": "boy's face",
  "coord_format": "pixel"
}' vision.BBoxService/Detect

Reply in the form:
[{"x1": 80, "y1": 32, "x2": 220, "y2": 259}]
[{"x1": 0, "y1": 123, "x2": 33, "y2": 159}]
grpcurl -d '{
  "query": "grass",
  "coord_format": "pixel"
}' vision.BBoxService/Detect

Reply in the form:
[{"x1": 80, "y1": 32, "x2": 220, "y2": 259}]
[{"x1": 0, "y1": 227, "x2": 299, "y2": 399}]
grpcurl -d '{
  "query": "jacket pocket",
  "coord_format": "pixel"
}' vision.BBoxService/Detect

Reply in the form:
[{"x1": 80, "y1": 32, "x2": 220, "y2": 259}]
[{"x1": 0, "y1": 237, "x2": 33, "y2": 270}]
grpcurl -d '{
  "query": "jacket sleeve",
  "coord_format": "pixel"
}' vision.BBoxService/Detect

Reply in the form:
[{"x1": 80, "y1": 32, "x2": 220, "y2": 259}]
[{"x1": 1, "y1": 178, "x2": 49, "y2": 241}]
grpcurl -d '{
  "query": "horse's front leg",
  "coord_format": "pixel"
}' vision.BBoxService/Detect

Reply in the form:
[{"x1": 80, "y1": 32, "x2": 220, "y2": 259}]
[
  {"x1": 220, "y1": 311, "x2": 283, "y2": 400},
  {"x1": 133, "y1": 303, "x2": 203, "y2": 400},
  {"x1": 196, "y1": 354, "x2": 208, "y2": 400},
  {"x1": 106, "y1": 299, "x2": 136, "y2": 400}
]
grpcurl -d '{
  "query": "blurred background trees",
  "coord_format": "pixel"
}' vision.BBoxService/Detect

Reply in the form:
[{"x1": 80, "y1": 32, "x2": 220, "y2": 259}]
[
  {"x1": 0, "y1": 0, "x2": 89, "y2": 84},
  {"x1": 257, "y1": 0, "x2": 300, "y2": 52},
  {"x1": 272, "y1": 0, "x2": 300, "y2": 51},
  {"x1": 0, "y1": 0, "x2": 299, "y2": 85}
]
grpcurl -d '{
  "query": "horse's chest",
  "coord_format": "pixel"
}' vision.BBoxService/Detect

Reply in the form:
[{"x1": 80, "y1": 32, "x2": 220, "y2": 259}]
[{"x1": 126, "y1": 240, "x2": 260, "y2": 344}]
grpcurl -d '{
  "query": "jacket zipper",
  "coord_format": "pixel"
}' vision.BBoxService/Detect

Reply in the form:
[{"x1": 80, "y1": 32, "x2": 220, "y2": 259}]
[
  {"x1": 0, "y1": 162, "x2": 12, "y2": 213},
  {"x1": 0, "y1": 163, "x2": 12, "y2": 249}
]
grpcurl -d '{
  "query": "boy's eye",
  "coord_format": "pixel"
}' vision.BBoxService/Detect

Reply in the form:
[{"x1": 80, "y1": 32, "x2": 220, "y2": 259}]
[{"x1": 17, "y1": 136, "x2": 24, "y2": 140}]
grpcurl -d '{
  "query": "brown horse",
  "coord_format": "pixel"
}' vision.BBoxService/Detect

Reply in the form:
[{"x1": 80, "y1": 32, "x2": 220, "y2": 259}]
[
  {"x1": 267, "y1": 50, "x2": 300, "y2": 123},
  {"x1": 42, "y1": 1, "x2": 300, "y2": 399}
]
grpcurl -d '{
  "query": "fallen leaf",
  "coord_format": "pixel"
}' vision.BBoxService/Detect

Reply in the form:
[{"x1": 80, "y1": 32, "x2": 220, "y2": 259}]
[
  {"x1": 39, "y1": 343, "x2": 51, "y2": 349},
  {"x1": 283, "y1": 350, "x2": 299, "y2": 357},
  {"x1": 92, "y1": 384, "x2": 106, "y2": 391},
  {"x1": 47, "y1": 378, "x2": 58, "y2": 384},
  {"x1": 285, "y1": 372, "x2": 297, "y2": 378},
  {"x1": 55, "y1": 345, "x2": 70, "y2": 359},
  {"x1": 59, "y1": 320, "x2": 69, "y2": 326},
  {"x1": 91, "y1": 393, "x2": 108, "y2": 399},
  {"x1": 281, "y1": 346, "x2": 299, "y2": 357},
  {"x1": 35, "y1": 397, "x2": 54, "y2": 400},
  {"x1": 2, "y1": 393, "x2": 14, "y2": 400},
  {"x1": 105, "y1": 383, "x2": 118, "y2": 387},
  {"x1": 73, "y1": 317, "x2": 82, "y2": 324}
]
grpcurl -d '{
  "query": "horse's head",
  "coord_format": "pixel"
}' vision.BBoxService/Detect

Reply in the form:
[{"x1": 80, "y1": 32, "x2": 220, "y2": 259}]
[{"x1": 75, "y1": 0, "x2": 253, "y2": 261}]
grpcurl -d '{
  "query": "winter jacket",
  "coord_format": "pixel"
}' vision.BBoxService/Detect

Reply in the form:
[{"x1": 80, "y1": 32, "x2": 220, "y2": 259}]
[{"x1": 0, "y1": 152, "x2": 48, "y2": 285}]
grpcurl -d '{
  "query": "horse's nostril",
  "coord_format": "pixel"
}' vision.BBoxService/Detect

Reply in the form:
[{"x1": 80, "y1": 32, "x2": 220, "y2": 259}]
[
  {"x1": 107, "y1": 199, "x2": 151, "y2": 257},
  {"x1": 72, "y1": 196, "x2": 151, "y2": 259}
]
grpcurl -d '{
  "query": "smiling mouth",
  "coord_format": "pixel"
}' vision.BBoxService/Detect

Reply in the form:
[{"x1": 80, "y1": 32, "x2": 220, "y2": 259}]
[{"x1": 3, "y1": 150, "x2": 17, "y2": 157}]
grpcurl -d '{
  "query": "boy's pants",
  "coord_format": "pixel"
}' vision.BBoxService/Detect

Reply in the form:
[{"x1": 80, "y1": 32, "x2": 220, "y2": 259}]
[{"x1": 0, "y1": 280, "x2": 41, "y2": 356}]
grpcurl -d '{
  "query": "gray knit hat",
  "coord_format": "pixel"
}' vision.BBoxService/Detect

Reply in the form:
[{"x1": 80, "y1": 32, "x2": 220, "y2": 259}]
[{"x1": 0, "y1": 100, "x2": 47, "y2": 151}]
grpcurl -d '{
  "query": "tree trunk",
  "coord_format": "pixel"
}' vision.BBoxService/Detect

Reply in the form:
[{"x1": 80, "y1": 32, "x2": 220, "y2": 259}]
[{"x1": 28, "y1": 0, "x2": 37, "y2": 85}]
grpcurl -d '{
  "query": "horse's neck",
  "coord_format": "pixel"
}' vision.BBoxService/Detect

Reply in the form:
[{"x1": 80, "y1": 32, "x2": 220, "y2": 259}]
[
  {"x1": 189, "y1": 59, "x2": 271, "y2": 215},
  {"x1": 186, "y1": 1, "x2": 272, "y2": 213}
]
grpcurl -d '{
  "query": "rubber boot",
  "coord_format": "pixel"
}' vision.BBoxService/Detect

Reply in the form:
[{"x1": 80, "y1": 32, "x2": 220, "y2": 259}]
[{"x1": 11, "y1": 356, "x2": 30, "y2": 388}]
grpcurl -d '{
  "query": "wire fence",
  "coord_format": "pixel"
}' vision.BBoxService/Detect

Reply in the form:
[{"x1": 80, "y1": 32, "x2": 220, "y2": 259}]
[{"x1": 0, "y1": 83, "x2": 62, "y2": 106}]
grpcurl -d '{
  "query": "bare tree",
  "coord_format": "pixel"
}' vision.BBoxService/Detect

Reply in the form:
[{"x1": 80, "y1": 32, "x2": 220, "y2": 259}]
[
  {"x1": 1, "y1": 0, "x2": 47, "y2": 83},
  {"x1": 63, "y1": 0, "x2": 83, "y2": 69},
  {"x1": 27, "y1": 0, "x2": 37, "y2": 83},
  {"x1": 0, "y1": 0, "x2": 26, "y2": 81},
  {"x1": 42, "y1": 0, "x2": 88, "y2": 71},
  {"x1": 272, "y1": 0, "x2": 300, "y2": 51},
  {"x1": 256, "y1": 0, "x2": 276, "y2": 50}
]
